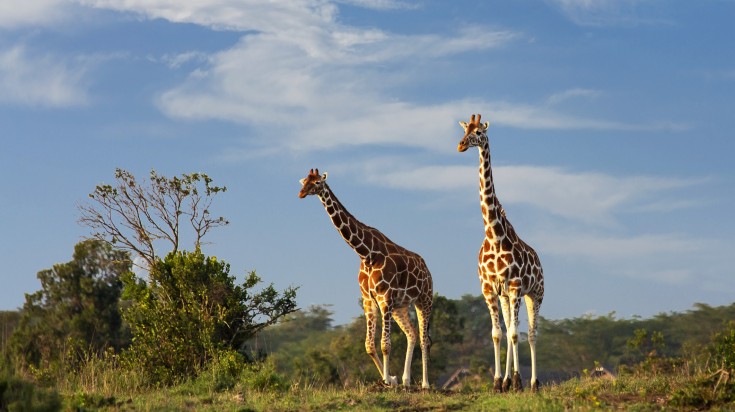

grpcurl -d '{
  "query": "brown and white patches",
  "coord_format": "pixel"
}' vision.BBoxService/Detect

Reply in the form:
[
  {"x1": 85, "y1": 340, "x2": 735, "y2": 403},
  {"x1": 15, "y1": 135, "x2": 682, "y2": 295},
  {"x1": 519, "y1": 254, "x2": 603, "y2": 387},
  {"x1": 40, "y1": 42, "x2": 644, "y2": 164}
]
[
  {"x1": 456, "y1": 113, "x2": 545, "y2": 392},
  {"x1": 299, "y1": 168, "x2": 434, "y2": 389}
]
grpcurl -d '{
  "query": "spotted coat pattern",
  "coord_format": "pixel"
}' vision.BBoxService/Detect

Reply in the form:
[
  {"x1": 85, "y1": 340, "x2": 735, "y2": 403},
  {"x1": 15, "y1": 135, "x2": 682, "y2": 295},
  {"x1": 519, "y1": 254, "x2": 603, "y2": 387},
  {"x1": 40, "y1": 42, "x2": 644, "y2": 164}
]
[
  {"x1": 299, "y1": 169, "x2": 434, "y2": 388},
  {"x1": 458, "y1": 114, "x2": 545, "y2": 392}
]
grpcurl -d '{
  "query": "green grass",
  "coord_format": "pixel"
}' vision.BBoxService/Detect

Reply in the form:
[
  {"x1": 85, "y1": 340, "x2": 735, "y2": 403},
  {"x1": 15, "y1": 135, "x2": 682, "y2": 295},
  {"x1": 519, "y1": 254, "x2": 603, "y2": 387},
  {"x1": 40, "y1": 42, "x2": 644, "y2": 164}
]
[
  {"x1": 5, "y1": 359, "x2": 734, "y2": 411},
  {"x1": 51, "y1": 372, "x2": 733, "y2": 411}
]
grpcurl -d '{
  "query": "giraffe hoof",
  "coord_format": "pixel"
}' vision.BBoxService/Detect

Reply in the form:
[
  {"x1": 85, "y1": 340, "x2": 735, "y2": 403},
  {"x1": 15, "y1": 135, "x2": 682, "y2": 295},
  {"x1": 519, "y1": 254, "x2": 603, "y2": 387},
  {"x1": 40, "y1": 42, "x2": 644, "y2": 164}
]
[
  {"x1": 531, "y1": 379, "x2": 540, "y2": 393},
  {"x1": 493, "y1": 377, "x2": 503, "y2": 393},
  {"x1": 512, "y1": 371, "x2": 523, "y2": 392},
  {"x1": 502, "y1": 378, "x2": 511, "y2": 392}
]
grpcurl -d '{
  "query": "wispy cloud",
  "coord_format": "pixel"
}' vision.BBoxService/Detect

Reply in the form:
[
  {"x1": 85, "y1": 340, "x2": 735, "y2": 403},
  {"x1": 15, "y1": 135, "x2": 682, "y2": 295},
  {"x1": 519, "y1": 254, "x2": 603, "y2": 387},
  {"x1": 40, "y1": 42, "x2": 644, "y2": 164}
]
[
  {"x1": 28, "y1": 0, "x2": 680, "y2": 149},
  {"x1": 158, "y1": 51, "x2": 210, "y2": 69},
  {"x1": 0, "y1": 0, "x2": 70, "y2": 28},
  {"x1": 334, "y1": 0, "x2": 418, "y2": 10},
  {"x1": 532, "y1": 228, "x2": 724, "y2": 285},
  {"x1": 545, "y1": 0, "x2": 672, "y2": 27},
  {"x1": 342, "y1": 158, "x2": 704, "y2": 226},
  {"x1": 80, "y1": 0, "x2": 339, "y2": 32},
  {"x1": 0, "y1": 45, "x2": 89, "y2": 107},
  {"x1": 546, "y1": 88, "x2": 602, "y2": 105}
]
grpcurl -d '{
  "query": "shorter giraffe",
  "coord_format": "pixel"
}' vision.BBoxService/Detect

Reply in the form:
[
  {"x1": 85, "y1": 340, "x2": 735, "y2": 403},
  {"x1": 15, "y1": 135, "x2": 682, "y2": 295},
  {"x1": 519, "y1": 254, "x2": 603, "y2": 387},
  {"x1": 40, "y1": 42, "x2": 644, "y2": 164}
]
[{"x1": 299, "y1": 169, "x2": 434, "y2": 388}]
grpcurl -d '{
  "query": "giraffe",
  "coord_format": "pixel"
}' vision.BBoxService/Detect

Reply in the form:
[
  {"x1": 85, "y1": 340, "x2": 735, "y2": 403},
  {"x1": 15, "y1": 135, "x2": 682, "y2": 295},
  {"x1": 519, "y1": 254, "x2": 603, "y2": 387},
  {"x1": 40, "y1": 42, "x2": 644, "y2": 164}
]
[
  {"x1": 456, "y1": 114, "x2": 544, "y2": 392},
  {"x1": 298, "y1": 169, "x2": 434, "y2": 388}
]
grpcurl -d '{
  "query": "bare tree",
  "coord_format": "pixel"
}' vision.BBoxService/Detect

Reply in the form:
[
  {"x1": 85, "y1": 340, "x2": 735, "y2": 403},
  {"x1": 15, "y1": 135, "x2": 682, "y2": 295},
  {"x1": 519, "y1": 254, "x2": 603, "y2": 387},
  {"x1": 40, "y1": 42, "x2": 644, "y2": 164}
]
[{"x1": 79, "y1": 168, "x2": 229, "y2": 269}]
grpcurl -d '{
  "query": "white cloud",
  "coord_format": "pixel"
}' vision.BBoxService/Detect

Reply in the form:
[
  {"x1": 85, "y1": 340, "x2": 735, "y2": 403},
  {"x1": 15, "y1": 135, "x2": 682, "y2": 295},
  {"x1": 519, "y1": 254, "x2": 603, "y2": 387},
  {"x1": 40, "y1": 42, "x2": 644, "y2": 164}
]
[
  {"x1": 0, "y1": 45, "x2": 89, "y2": 107},
  {"x1": 52, "y1": 0, "x2": 682, "y2": 149},
  {"x1": 334, "y1": 0, "x2": 418, "y2": 10},
  {"x1": 545, "y1": 0, "x2": 670, "y2": 27},
  {"x1": 80, "y1": 0, "x2": 339, "y2": 32},
  {"x1": 159, "y1": 51, "x2": 209, "y2": 69},
  {"x1": 532, "y1": 229, "x2": 719, "y2": 285},
  {"x1": 546, "y1": 88, "x2": 602, "y2": 105},
  {"x1": 345, "y1": 159, "x2": 703, "y2": 226},
  {"x1": 0, "y1": 0, "x2": 70, "y2": 28},
  {"x1": 154, "y1": 24, "x2": 520, "y2": 151},
  {"x1": 493, "y1": 165, "x2": 701, "y2": 225}
]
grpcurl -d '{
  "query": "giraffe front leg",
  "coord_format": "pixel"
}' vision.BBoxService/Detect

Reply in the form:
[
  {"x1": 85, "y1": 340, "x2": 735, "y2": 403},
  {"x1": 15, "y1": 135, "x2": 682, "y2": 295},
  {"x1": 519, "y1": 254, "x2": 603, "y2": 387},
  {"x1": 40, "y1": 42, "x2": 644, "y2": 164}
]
[
  {"x1": 499, "y1": 295, "x2": 513, "y2": 392},
  {"x1": 379, "y1": 304, "x2": 398, "y2": 386},
  {"x1": 509, "y1": 291, "x2": 523, "y2": 392},
  {"x1": 363, "y1": 299, "x2": 384, "y2": 379},
  {"x1": 484, "y1": 292, "x2": 504, "y2": 393}
]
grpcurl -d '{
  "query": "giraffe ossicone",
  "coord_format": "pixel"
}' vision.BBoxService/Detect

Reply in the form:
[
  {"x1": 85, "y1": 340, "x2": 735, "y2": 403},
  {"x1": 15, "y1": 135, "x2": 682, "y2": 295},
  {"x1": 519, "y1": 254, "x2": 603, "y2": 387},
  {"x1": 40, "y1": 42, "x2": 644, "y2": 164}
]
[
  {"x1": 457, "y1": 114, "x2": 545, "y2": 393},
  {"x1": 298, "y1": 168, "x2": 434, "y2": 389}
]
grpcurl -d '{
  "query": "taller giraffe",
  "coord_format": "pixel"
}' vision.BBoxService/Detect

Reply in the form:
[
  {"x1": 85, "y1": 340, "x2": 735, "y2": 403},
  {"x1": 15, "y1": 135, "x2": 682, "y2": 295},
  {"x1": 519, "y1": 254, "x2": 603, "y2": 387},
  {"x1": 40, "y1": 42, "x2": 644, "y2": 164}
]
[
  {"x1": 457, "y1": 114, "x2": 544, "y2": 392},
  {"x1": 298, "y1": 169, "x2": 434, "y2": 388}
]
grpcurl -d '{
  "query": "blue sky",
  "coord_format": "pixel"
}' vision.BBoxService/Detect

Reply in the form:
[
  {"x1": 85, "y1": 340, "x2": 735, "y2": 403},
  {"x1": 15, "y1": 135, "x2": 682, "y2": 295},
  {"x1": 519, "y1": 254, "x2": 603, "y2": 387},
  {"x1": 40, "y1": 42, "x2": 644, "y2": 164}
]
[{"x1": 1, "y1": 0, "x2": 733, "y2": 326}]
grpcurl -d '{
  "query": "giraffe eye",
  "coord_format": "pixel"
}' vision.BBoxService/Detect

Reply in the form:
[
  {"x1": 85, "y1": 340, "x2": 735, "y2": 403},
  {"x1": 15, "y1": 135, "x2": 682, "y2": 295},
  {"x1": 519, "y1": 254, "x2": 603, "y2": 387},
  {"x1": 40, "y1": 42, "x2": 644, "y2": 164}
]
[{"x1": 475, "y1": 130, "x2": 482, "y2": 136}]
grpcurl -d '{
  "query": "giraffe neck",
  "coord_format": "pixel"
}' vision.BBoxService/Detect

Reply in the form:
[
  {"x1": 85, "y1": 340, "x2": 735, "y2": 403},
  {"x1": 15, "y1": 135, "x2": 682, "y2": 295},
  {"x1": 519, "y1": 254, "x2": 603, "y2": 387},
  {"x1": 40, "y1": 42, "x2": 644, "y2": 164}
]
[
  {"x1": 318, "y1": 184, "x2": 380, "y2": 259},
  {"x1": 478, "y1": 140, "x2": 507, "y2": 241}
]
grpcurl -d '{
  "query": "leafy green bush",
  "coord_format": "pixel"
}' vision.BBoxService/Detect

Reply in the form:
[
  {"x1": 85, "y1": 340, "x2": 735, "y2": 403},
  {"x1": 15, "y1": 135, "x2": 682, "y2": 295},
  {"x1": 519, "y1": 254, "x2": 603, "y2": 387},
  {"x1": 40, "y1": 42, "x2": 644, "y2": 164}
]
[
  {"x1": 670, "y1": 321, "x2": 735, "y2": 408},
  {"x1": 120, "y1": 249, "x2": 297, "y2": 386},
  {"x1": 238, "y1": 360, "x2": 288, "y2": 392},
  {"x1": 711, "y1": 321, "x2": 735, "y2": 373},
  {"x1": 9, "y1": 240, "x2": 130, "y2": 376},
  {"x1": 0, "y1": 373, "x2": 61, "y2": 412}
]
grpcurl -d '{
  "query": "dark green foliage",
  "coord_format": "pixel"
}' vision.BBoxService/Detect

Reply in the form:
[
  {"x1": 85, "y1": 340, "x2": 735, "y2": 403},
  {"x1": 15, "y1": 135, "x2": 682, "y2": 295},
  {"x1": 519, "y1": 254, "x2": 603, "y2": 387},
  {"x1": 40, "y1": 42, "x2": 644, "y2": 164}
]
[
  {"x1": 67, "y1": 392, "x2": 116, "y2": 410},
  {"x1": 385, "y1": 294, "x2": 465, "y2": 385},
  {"x1": 261, "y1": 296, "x2": 465, "y2": 387},
  {"x1": 711, "y1": 321, "x2": 735, "y2": 373},
  {"x1": 0, "y1": 312, "x2": 20, "y2": 360},
  {"x1": 294, "y1": 349, "x2": 341, "y2": 385},
  {"x1": 9, "y1": 240, "x2": 130, "y2": 372},
  {"x1": 120, "y1": 249, "x2": 298, "y2": 385},
  {"x1": 670, "y1": 322, "x2": 735, "y2": 407},
  {"x1": 0, "y1": 372, "x2": 62, "y2": 412}
]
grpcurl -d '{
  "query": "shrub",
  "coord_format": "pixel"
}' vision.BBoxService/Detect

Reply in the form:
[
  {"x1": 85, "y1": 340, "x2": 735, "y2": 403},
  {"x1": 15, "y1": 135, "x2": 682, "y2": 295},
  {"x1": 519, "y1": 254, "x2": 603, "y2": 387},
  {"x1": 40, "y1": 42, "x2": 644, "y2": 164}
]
[
  {"x1": 120, "y1": 249, "x2": 297, "y2": 386},
  {"x1": 0, "y1": 373, "x2": 62, "y2": 412}
]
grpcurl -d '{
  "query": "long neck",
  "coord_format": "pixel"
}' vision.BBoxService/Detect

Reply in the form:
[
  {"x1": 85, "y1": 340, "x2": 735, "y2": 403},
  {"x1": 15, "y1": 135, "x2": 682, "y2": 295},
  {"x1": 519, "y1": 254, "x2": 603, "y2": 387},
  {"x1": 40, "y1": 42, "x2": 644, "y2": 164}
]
[
  {"x1": 478, "y1": 140, "x2": 506, "y2": 241},
  {"x1": 318, "y1": 184, "x2": 377, "y2": 259}
]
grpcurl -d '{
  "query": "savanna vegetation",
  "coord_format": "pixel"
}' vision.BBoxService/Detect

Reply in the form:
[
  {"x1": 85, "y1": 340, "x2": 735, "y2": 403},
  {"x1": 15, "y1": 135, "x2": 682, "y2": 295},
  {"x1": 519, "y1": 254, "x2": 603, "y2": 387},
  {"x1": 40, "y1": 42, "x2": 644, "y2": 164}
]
[{"x1": 1, "y1": 169, "x2": 733, "y2": 411}]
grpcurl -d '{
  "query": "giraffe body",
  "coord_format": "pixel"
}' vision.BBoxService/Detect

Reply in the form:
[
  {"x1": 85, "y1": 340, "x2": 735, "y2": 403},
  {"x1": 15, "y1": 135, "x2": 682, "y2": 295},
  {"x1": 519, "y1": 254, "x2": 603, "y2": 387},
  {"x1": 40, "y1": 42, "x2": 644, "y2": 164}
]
[
  {"x1": 457, "y1": 114, "x2": 545, "y2": 392},
  {"x1": 299, "y1": 169, "x2": 434, "y2": 388}
]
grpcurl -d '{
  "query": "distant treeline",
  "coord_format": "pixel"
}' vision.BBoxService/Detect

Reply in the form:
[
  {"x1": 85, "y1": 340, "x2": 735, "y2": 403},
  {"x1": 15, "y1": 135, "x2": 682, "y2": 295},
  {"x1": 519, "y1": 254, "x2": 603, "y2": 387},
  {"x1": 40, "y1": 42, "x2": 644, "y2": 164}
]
[
  {"x1": 2, "y1": 294, "x2": 733, "y2": 387},
  {"x1": 248, "y1": 297, "x2": 735, "y2": 387}
]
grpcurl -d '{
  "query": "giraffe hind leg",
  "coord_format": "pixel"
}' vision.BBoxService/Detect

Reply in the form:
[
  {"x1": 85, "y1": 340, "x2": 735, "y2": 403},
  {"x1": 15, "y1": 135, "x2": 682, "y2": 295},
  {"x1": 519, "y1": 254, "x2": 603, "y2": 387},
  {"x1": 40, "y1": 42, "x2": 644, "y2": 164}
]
[
  {"x1": 391, "y1": 306, "x2": 417, "y2": 387},
  {"x1": 525, "y1": 294, "x2": 542, "y2": 392},
  {"x1": 509, "y1": 291, "x2": 523, "y2": 392},
  {"x1": 415, "y1": 301, "x2": 432, "y2": 389}
]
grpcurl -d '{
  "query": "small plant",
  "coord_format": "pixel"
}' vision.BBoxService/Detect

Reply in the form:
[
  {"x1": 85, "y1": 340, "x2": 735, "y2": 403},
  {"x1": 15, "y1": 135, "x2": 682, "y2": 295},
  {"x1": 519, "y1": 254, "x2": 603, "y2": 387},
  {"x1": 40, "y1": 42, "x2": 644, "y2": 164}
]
[{"x1": 670, "y1": 321, "x2": 735, "y2": 408}]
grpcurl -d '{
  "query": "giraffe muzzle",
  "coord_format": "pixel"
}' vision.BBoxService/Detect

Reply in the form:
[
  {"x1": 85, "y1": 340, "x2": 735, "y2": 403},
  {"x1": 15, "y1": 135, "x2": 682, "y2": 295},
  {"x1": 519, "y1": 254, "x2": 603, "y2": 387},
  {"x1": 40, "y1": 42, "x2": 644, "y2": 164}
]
[{"x1": 457, "y1": 143, "x2": 469, "y2": 152}]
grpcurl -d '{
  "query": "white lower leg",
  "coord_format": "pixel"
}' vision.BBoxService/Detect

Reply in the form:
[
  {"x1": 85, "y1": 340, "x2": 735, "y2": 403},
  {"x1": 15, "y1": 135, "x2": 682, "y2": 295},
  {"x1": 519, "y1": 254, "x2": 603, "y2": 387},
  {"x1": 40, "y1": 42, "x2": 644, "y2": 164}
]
[
  {"x1": 492, "y1": 327, "x2": 503, "y2": 380},
  {"x1": 402, "y1": 343, "x2": 415, "y2": 386}
]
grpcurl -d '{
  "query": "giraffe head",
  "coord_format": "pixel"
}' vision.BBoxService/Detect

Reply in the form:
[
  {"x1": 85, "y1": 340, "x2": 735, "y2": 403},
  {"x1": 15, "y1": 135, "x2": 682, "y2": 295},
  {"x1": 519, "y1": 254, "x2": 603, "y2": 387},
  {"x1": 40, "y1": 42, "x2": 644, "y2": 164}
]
[
  {"x1": 457, "y1": 113, "x2": 490, "y2": 152},
  {"x1": 298, "y1": 168, "x2": 328, "y2": 198}
]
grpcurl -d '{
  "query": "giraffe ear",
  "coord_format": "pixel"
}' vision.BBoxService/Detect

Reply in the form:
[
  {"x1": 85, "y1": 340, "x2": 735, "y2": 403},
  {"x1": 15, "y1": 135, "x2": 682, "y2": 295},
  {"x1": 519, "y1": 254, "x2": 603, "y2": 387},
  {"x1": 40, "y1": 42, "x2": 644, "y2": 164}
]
[
  {"x1": 459, "y1": 121, "x2": 468, "y2": 130},
  {"x1": 482, "y1": 121, "x2": 490, "y2": 130},
  {"x1": 299, "y1": 178, "x2": 307, "y2": 185},
  {"x1": 321, "y1": 172, "x2": 328, "y2": 181}
]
